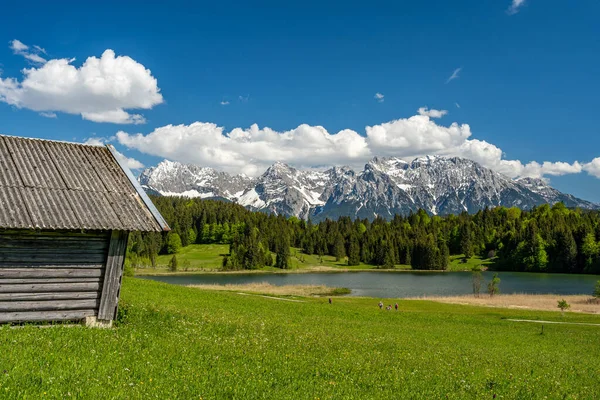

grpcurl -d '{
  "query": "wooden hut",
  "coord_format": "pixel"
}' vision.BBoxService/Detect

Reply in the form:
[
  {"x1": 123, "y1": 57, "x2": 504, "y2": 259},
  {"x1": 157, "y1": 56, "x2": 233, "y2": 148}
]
[{"x1": 0, "y1": 134, "x2": 169, "y2": 326}]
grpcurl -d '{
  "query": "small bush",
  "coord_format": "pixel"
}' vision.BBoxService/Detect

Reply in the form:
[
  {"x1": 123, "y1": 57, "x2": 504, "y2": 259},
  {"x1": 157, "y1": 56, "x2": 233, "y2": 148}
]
[
  {"x1": 487, "y1": 273, "x2": 500, "y2": 297},
  {"x1": 557, "y1": 299, "x2": 570, "y2": 314},
  {"x1": 168, "y1": 254, "x2": 179, "y2": 272},
  {"x1": 594, "y1": 281, "x2": 600, "y2": 299}
]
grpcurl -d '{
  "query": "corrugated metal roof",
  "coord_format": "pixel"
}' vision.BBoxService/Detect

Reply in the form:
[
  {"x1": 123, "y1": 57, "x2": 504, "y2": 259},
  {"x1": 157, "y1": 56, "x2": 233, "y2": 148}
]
[{"x1": 0, "y1": 134, "x2": 169, "y2": 232}]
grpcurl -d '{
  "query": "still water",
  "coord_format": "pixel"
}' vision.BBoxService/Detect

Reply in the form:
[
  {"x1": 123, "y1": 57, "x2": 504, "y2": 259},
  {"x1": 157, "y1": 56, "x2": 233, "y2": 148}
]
[{"x1": 140, "y1": 271, "x2": 600, "y2": 298}]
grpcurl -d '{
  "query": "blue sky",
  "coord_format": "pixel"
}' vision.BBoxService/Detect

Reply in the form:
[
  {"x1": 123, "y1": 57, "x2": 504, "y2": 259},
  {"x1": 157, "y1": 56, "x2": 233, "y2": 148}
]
[{"x1": 1, "y1": 0, "x2": 599, "y2": 201}]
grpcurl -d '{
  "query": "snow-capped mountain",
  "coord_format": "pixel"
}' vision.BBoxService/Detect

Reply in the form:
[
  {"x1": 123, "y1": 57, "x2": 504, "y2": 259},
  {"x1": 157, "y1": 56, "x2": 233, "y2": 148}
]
[
  {"x1": 139, "y1": 160, "x2": 255, "y2": 199},
  {"x1": 139, "y1": 156, "x2": 598, "y2": 220}
]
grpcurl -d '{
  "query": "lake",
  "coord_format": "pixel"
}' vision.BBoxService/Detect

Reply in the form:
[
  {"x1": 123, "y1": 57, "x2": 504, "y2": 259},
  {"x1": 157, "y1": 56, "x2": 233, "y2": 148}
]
[{"x1": 140, "y1": 271, "x2": 600, "y2": 298}]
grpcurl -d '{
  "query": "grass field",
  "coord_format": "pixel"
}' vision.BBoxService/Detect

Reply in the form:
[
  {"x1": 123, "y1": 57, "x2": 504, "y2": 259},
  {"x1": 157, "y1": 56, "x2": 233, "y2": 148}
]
[
  {"x1": 154, "y1": 243, "x2": 229, "y2": 271},
  {"x1": 448, "y1": 254, "x2": 496, "y2": 271},
  {"x1": 1, "y1": 278, "x2": 599, "y2": 399}
]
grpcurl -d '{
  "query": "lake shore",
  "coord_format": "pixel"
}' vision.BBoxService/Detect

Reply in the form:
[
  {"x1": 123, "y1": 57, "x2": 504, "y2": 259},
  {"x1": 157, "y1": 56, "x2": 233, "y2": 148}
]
[
  {"x1": 409, "y1": 294, "x2": 600, "y2": 314},
  {"x1": 186, "y1": 282, "x2": 351, "y2": 297},
  {"x1": 134, "y1": 265, "x2": 454, "y2": 276}
]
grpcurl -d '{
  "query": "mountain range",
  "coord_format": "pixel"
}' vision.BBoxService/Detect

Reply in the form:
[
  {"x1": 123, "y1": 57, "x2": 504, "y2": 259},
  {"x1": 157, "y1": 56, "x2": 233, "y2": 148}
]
[{"x1": 139, "y1": 156, "x2": 598, "y2": 221}]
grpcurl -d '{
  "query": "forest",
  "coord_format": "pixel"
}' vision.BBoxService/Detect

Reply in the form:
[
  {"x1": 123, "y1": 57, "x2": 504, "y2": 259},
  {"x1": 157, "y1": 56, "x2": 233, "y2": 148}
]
[{"x1": 126, "y1": 196, "x2": 600, "y2": 274}]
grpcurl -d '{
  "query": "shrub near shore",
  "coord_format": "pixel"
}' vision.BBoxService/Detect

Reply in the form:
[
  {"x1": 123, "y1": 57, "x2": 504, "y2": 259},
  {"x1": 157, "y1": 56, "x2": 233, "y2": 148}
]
[{"x1": 1, "y1": 278, "x2": 599, "y2": 399}]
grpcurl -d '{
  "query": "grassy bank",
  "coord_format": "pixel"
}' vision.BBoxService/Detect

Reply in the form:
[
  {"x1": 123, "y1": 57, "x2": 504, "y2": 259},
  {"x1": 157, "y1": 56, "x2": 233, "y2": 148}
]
[
  {"x1": 1, "y1": 278, "x2": 600, "y2": 399},
  {"x1": 187, "y1": 282, "x2": 352, "y2": 297}
]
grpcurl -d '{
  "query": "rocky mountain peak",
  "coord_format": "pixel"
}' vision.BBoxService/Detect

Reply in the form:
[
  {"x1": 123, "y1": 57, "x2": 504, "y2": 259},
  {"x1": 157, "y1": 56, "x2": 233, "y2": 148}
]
[{"x1": 140, "y1": 157, "x2": 598, "y2": 220}]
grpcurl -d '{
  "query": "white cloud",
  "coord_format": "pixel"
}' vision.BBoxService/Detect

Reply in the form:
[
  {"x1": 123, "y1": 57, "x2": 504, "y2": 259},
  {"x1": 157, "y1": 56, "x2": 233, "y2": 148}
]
[
  {"x1": 0, "y1": 48, "x2": 163, "y2": 124},
  {"x1": 82, "y1": 137, "x2": 144, "y2": 169},
  {"x1": 455, "y1": 103, "x2": 461, "y2": 109},
  {"x1": 116, "y1": 106, "x2": 596, "y2": 180},
  {"x1": 417, "y1": 107, "x2": 447, "y2": 118},
  {"x1": 583, "y1": 158, "x2": 600, "y2": 178},
  {"x1": 39, "y1": 111, "x2": 57, "y2": 118},
  {"x1": 446, "y1": 67, "x2": 462, "y2": 84},
  {"x1": 10, "y1": 39, "x2": 47, "y2": 65},
  {"x1": 33, "y1": 45, "x2": 46, "y2": 54},
  {"x1": 115, "y1": 151, "x2": 145, "y2": 170},
  {"x1": 82, "y1": 109, "x2": 146, "y2": 124},
  {"x1": 83, "y1": 137, "x2": 107, "y2": 146},
  {"x1": 507, "y1": 0, "x2": 526, "y2": 15},
  {"x1": 10, "y1": 40, "x2": 29, "y2": 52},
  {"x1": 220, "y1": 100, "x2": 230, "y2": 105},
  {"x1": 374, "y1": 93, "x2": 384, "y2": 103},
  {"x1": 238, "y1": 95, "x2": 249, "y2": 103}
]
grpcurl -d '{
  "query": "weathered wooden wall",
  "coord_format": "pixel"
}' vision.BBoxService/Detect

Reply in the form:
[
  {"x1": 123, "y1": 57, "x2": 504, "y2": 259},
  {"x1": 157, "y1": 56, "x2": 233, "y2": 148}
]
[{"x1": 0, "y1": 230, "x2": 111, "y2": 323}]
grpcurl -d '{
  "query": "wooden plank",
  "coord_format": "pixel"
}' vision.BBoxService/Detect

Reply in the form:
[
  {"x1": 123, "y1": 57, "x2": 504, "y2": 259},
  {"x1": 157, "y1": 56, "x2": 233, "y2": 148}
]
[
  {"x1": 0, "y1": 292, "x2": 100, "y2": 301},
  {"x1": 0, "y1": 299, "x2": 100, "y2": 312},
  {"x1": 0, "y1": 309, "x2": 96, "y2": 323},
  {"x1": 0, "y1": 241, "x2": 107, "y2": 248},
  {"x1": 0, "y1": 229, "x2": 110, "y2": 239},
  {"x1": 0, "y1": 235, "x2": 109, "y2": 243},
  {"x1": 0, "y1": 253, "x2": 107, "y2": 262},
  {"x1": 98, "y1": 230, "x2": 128, "y2": 321},
  {"x1": 0, "y1": 277, "x2": 102, "y2": 284},
  {"x1": 0, "y1": 263, "x2": 104, "y2": 269},
  {"x1": 0, "y1": 268, "x2": 103, "y2": 279},
  {"x1": 0, "y1": 282, "x2": 101, "y2": 293}
]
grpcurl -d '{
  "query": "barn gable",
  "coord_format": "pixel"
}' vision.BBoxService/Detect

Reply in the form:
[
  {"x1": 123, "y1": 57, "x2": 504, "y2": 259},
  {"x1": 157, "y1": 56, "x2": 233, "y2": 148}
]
[{"x1": 0, "y1": 134, "x2": 169, "y2": 325}]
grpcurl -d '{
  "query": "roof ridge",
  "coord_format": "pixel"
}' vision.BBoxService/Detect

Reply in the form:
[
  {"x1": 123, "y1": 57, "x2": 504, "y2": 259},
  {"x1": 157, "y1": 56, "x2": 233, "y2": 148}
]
[{"x1": 0, "y1": 133, "x2": 104, "y2": 147}]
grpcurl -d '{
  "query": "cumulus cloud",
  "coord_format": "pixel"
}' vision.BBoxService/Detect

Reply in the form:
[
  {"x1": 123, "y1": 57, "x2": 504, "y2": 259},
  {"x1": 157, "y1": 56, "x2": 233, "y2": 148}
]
[
  {"x1": 0, "y1": 48, "x2": 163, "y2": 124},
  {"x1": 117, "y1": 122, "x2": 369, "y2": 176},
  {"x1": 39, "y1": 111, "x2": 56, "y2": 118},
  {"x1": 583, "y1": 158, "x2": 600, "y2": 178},
  {"x1": 10, "y1": 39, "x2": 47, "y2": 65},
  {"x1": 374, "y1": 93, "x2": 384, "y2": 103},
  {"x1": 115, "y1": 151, "x2": 145, "y2": 170},
  {"x1": 116, "y1": 107, "x2": 595, "y2": 180},
  {"x1": 220, "y1": 100, "x2": 229, "y2": 105},
  {"x1": 417, "y1": 107, "x2": 447, "y2": 118},
  {"x1": 446, "y1": 67, "x2": 462, "y2": 84},
  {"x1": 82, "y1": 136, "x2": 144, "y2": 169},
  {"x1": 507, "y1": 0, "x2": 526, "y2": 15}
]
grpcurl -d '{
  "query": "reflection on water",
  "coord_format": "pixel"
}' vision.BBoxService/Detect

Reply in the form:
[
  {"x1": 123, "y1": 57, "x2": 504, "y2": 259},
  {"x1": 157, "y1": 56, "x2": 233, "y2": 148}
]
[{"x1": 140, "y1": 271, "x2": 600, "y2": 299}]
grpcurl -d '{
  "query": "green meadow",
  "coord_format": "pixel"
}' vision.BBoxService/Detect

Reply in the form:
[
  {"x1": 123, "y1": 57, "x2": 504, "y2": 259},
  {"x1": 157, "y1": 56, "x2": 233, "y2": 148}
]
[
  {"x1": 1, "y1": 278, "x2": 599, "y2": 399},
  {"x1": 139, "y1": 244, "x2": 441, "y2": 273}
]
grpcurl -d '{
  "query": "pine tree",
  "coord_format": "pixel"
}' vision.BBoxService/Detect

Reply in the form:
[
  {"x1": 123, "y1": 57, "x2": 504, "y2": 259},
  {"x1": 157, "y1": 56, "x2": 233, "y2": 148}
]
[
  {"x1": 275, "y1": 234, "x2": 291, "y2": 269},
  {"x1": 347, "y1": 235, "x2": 361, "y2": 266},
  {"x1": 333, "y1": 233, "x2": 346, "y2": 262},
  {"x1": 460, "y1": 223, "x2": 473, "y2": 258}
]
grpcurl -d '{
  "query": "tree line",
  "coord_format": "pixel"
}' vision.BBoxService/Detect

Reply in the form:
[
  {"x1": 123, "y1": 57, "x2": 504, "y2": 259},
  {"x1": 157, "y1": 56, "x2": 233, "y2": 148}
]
[{"x1": 126, "y1": 196, "x2": 600, "y2": 274}]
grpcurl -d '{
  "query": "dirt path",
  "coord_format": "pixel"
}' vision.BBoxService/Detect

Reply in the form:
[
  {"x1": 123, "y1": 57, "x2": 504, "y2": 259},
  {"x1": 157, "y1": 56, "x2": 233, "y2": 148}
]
[
  {"x1": 410, "y1": 294, "x2": 599, "y2": 314},
  {"x1": 507, "y1": 319, "x2": 600, "y2": 327}
]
